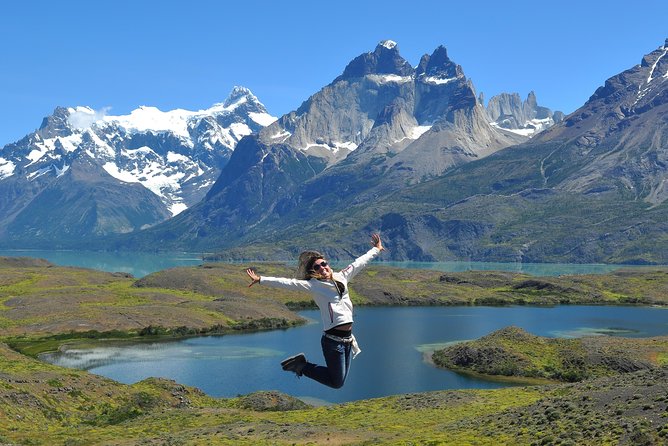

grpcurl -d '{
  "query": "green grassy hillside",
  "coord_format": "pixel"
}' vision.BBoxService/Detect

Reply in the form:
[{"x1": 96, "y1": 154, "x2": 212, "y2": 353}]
[{"x1": 433, "y1": 326, "x2": 668, "y2": 382}]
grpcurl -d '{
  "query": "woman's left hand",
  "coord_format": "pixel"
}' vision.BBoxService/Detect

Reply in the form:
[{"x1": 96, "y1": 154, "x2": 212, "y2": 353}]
[{"x1": 371, "y1": 233, "x2": 384, "y2": 251}]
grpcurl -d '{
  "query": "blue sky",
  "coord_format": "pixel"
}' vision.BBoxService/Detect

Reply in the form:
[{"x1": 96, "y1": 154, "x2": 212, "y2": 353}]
[{"x1": 1, "y1": 0, "x2": 667, "y2": 146}]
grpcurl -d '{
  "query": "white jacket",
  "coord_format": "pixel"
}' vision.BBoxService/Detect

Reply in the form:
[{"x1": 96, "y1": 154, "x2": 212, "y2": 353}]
[{"x1": 259, "y1": 247, "x2": 380, "y2": 331}]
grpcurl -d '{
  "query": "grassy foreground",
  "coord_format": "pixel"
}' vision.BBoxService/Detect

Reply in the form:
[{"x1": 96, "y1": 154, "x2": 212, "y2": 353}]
[
  {"x1": 2, "y1": 257, "x2": 668, "y2": 445},
  {"x1": 3, "y1": 339, "x2": 668, "y2": 445}
]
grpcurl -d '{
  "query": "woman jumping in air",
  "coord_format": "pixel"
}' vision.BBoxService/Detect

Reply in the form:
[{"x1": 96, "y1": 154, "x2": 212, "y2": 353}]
[{"x1": 246, "y1": 234, "x2": 384, "y2": 389}]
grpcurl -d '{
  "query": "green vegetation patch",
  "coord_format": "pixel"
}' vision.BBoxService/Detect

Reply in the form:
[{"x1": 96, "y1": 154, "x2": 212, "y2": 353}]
[{"x1": 0, "y1": 262, "x2": 304, "y2": 342}]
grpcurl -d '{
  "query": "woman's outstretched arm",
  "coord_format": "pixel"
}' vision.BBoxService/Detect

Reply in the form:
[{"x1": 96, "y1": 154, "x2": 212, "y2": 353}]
[
  {"x1": 245, "y1": 267, "x2": 313, "y2": 291},
  {"x1": 340, "y1": 233, "x2": 385, "y2": 281}
]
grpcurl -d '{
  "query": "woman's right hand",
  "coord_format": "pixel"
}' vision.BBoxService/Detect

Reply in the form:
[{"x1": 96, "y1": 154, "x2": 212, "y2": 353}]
[{"x1": 246, "y1": 268, "x2": 261, "y2": 287}]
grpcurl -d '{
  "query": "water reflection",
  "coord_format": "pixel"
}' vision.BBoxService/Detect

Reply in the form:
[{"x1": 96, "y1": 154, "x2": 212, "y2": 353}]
[{"x1": 43, "y1": 343, "x2": 282, "y2": 370}]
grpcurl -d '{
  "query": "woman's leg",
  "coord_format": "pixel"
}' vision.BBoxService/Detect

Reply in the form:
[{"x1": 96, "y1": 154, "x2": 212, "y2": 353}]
[{"x1": 302, "y1": 336, "x2": 352, "y2": 389}]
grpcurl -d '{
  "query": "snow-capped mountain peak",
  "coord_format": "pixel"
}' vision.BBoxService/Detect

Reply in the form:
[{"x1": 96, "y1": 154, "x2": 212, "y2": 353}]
[
  {"x1": 380, "y1": 40, "x2": 398, "y2": 50},
  {"x1": 222, "y1": 85, "x2": 256, "y2": 107},
  {"x1": 1, "y1": 86, "x2": 275, "y2": 219},
  {"x1": 101, "y1": 106, "x2": 196, "y2": 138},
  {"x1": 64, "y1": 86, "x2": 276, "y2": 141}
]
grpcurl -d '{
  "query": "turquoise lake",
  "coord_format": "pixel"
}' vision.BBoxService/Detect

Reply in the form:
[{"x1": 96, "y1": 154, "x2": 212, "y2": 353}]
[{"x1": 0, "y1": 249, "x2": 651, "y2": 278}]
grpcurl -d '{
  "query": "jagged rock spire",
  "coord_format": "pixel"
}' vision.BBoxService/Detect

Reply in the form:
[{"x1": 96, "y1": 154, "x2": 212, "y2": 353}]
[{"x1": 334, "y1": 40, "x2": 413, "y2": 82}]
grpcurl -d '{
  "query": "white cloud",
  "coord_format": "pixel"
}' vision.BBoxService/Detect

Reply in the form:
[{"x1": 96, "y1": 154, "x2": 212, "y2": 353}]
[{"x1": 68, "y1": 106, "x2": 111, "y2": 130}]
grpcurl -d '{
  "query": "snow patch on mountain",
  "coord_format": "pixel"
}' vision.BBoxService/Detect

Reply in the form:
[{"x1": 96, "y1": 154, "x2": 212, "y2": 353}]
[
  {"x1": 647, "y1": 47, "x2": 668, "y2": 83},
  {"x1": 58, "y1": 134, "x2": 83, "y2": 152},
  {"x1": 170, "y1": 203, "x2": 188, "y2": 215},
  {"x1": 422, "y1": 75, "x2": 458, "y2": 85},
  {"x1": 56, "y1": 164, "x2": 70, "y2": 177},
  {"x1": 249, "y1": 111, "x2": 277, "y2": 126},
  {"x1": 380, "y1": 40, "x2": 397, "y2": 50},
  {"x1": 269, "y1": 130, "x2": 291, "y2": 141},
  {"x1": 230, "y1": 122, "x2": 252, "y2": 140},
  {"x1": 394, "y1": 125, "x2": 432, "y2": 144},
  {"x1": 298, "y1": 139, "x2": 358, "y2": 154},
  {"x1": 102, "y1": 107, "x2": 195, "y2": 138},
  {"x1": 27, "y1": 164, "x2": 61, "y2": 181},
  {"x1": 24, "y1": 134, "x2": 83, "y2": 167},
  {"x1": 102, "y1": 154, "x2": 191, "y2": 215},
  {"x1": 27, "y1": 145, "x2": 50, "y2": 165},
  {"x1": 490, "y1": 117, "x2": 554, "y2": 136},
  {"x1": 0, "y1": 158, "x2": 16, "y2": 179},
  {"x1": 411, "y1": 125, "x2": 432, "y2": 139},
  {"x1": 166, "y1": 151, "x2": 190, "y2": 163},
  {"x1": 367, "y1": 74, "x2": 413, "y2": 84}
]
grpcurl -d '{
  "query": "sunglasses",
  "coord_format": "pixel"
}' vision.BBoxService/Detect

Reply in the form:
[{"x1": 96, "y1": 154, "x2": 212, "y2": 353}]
[{"x1": 313, "y1": 261, "x2": 329, "y2": 271}]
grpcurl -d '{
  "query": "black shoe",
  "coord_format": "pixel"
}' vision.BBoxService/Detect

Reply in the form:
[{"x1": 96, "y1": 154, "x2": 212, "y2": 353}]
[{"x1": 281, "y1": 353, "x2": 307, "y2": 376}]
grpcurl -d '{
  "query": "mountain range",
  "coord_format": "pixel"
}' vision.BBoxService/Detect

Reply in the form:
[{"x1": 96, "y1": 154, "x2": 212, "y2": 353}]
[
  {"x1": 0, "y1": 87, "x2": 275, "y2": 245},
  {"x1": 130, "y1": 38, "x2": 666, "y2": 264},
  {"x1": 3, "y1": 38, "x2": 666, "y2": 265},
  {"x1": 108, "y1": 41, "x2": 566, "y2": 256}
]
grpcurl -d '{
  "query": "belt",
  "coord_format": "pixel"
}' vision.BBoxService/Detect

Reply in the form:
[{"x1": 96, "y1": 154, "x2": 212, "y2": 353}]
[{"x1": 323, "y1": 332, "x2": 354, "y2": 343}]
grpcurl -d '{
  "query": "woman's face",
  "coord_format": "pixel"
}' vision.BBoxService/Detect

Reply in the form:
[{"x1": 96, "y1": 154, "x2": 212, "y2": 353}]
[{"x1": 312, "y1": 259, "x2": 332, "y2": 279}]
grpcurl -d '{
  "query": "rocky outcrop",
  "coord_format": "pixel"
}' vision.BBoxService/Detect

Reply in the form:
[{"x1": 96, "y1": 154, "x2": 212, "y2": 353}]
[
  {"x1": 432, "y1": 326, "x2": 662, "y2": 382},
  {"x1": 237, "y1": 391, "x2": 311, "y2": 411},
  {"x1": 486, "y1": 91, "x2": 564, "y2": 136}
]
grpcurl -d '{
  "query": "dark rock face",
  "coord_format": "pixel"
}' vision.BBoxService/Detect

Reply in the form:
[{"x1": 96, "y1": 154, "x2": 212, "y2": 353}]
[
  {"x1": 414, "y1": 46, "x2": 476, "y2": 124},
  {"x1": 38, "y1": 107, "x2": 74, "y2": 139},
  {"x1": 334, "y1": 40, "x2": 414, "y2": 81},
  {"x1": 416, "y1": 45, "x2": 460, "y2": 79}
]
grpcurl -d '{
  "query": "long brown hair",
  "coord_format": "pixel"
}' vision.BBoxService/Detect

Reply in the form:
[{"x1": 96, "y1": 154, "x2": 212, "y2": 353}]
[{"x1": 298, "y1": 251, "x2": 345, "y2": 296}]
